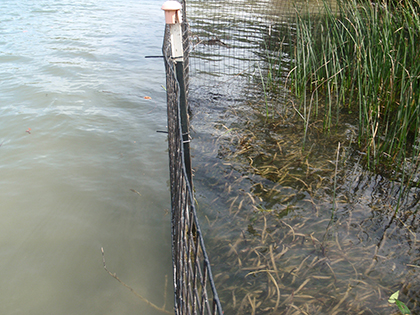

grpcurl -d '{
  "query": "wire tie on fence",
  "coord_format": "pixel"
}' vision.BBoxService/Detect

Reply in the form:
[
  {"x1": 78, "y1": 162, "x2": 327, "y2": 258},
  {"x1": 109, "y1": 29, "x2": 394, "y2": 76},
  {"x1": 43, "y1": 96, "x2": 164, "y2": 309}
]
[
  {"x1": 156, "y1": 130, "x2": 169, "y2": 134},
  {"x1": 145, "y1": 55, "x2": 164, "y2": 58},
  {"x1": 182, "y1": 132, "x2": 191, "y2": 143},
  {"x1": 170, "y1": 56, "x2": 184, "y2": 61}
]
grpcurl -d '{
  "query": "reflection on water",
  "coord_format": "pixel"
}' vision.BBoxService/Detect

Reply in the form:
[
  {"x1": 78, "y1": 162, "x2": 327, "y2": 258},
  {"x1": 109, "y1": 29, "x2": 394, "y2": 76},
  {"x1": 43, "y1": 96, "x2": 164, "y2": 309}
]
[
  {"x1": 188, "y1": 0, "x2": 420, "y2": 313},
  {"x1": 0, "y1": 1, "x2": 172, "y2": 314}
]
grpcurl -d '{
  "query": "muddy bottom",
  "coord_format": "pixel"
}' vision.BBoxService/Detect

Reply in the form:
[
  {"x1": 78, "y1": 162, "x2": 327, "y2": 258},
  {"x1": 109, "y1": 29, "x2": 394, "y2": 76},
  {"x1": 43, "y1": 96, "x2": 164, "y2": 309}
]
[{"x1": 189, "y1": 80, "x2": 420, "y2": 315}]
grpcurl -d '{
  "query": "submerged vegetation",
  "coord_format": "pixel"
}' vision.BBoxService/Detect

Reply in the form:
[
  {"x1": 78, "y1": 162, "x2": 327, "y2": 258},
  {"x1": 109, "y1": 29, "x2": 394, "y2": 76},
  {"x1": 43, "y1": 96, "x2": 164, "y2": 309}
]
[
  {"x1": 192, "y1": 92, "x2": 420, "y2": 314},
  {"x1": 285, "y1": 0, "x2": 420, "y2": 172},
  {"x1": 188, "y1": 0, "x2": 420, "y2": 313}
]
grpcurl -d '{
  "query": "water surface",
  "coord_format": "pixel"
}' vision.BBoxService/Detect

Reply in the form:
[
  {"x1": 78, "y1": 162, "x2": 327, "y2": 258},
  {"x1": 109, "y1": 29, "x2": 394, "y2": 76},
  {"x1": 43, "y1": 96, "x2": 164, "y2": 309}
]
[{"x1": 0, "y1": 1, "x2": 172, "y2": 314}]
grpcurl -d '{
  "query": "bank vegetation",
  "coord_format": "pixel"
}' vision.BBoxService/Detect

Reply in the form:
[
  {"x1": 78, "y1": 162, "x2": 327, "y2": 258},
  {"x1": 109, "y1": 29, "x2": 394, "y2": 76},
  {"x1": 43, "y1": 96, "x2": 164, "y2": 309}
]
[{"x1": 284, "y1": 0, "x2": 420, "y2": 177}]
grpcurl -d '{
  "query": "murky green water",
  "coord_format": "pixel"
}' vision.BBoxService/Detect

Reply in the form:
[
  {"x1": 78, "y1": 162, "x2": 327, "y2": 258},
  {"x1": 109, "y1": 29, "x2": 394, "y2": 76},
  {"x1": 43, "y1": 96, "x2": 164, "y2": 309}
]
[
  {"x1": 187, "y1": 0, "x2": 420, "y2": 314},
  {"x1": 0, "y1": 1, "x2": 172, "y2": 314}
]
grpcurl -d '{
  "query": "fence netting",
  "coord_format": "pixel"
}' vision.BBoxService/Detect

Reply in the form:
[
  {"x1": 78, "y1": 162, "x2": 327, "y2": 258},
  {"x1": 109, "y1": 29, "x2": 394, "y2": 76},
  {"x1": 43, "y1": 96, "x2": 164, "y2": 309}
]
[
  {"x1": 162, "y1": 3, "x2": 223, "y2": 314},
  {"x1": 188, "y1": 0, "x2": 297, "y2": 87},
  {"x1": 163, "y1": 0, "x2": 312, "y2": 313}
]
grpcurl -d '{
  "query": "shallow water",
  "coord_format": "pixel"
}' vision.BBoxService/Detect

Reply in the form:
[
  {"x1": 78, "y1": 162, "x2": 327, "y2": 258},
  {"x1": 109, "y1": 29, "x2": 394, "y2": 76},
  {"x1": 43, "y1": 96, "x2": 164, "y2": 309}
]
[
  {"x1": 0, "y1": 1, "x2": 173, "y2": 314},
  {"x1": 187, "y1": 0, "x2": 420, "y2": 313},
  {"x1": 190, "y1": 86, "x2": 420, "y2": 313}
]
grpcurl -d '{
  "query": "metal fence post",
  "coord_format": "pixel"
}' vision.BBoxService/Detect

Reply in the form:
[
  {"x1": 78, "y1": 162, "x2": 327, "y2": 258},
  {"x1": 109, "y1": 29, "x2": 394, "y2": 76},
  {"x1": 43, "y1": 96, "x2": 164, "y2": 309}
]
[
  {"x1": 162, "y1": 1, "x2": 223, "y2": 314},
  {"x1": 162, "y1": 0, "x2": 192, "y2": 185}
]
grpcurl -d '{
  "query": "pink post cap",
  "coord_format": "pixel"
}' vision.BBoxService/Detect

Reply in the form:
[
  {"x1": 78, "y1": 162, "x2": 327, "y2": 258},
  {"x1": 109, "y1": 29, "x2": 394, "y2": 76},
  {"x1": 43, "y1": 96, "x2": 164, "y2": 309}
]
[{"x1": 161, "y1": 1, "x2": 182, "y2": 24}]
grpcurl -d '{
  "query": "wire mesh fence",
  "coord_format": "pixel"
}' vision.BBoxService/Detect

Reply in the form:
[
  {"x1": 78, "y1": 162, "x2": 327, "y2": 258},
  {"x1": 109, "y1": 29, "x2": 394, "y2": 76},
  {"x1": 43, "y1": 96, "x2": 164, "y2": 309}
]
[
  {"x1": 187, "y1": 0, "x2": 297, "y2": 86},
  {"x1": 162, "y1": 1, "x2": 331, "y2": 314},
  {"x1": 162, "y1": 1, "x2": 293, "y2": 314},
  {"x1": 162, "y1": 6, "x2": 223, "y2": 314}
]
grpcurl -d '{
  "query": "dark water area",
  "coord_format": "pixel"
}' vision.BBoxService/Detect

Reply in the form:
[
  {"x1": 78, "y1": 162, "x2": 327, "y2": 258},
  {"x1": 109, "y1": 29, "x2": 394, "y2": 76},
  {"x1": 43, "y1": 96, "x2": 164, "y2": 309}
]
[{"x1": 187, "y1": 0, "x2": 420, "y2": 313}]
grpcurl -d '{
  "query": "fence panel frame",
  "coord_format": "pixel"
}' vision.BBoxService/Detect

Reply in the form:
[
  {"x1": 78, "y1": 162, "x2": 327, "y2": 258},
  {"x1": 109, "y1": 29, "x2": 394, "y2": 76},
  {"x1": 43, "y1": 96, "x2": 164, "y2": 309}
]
[{"x1": 162, "y1": 2, "x2": 223, "y2": 314}]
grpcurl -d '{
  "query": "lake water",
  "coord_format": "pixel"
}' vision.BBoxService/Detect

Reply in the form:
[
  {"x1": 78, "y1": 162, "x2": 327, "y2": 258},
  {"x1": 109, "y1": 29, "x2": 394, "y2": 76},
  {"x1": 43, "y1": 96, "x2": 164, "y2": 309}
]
[{"x1": 0, "y1": 1, "x2": 173, "y2": 314}]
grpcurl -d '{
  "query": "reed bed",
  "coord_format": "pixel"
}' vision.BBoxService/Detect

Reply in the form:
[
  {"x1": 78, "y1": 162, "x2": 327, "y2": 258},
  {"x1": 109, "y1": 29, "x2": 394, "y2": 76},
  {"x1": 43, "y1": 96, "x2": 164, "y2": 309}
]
[{"x1": 287, "y1": 0, "x2": 420, "y2": 170}]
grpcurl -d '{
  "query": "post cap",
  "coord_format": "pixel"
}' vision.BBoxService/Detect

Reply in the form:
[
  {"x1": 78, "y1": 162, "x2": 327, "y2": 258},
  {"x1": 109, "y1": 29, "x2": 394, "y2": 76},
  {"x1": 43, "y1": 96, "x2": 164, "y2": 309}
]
[
  {"x1": 161, "y1": 1, "x2": 182, "y2": 24},
  {"x1": 161, "y1": 0, "x2": 182, "y2": 11}
]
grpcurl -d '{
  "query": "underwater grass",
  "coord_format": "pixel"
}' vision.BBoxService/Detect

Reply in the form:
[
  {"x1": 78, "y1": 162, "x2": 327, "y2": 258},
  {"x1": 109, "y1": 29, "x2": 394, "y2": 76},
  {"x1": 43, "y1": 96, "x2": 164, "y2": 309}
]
[
  {"x1": 191, "y1": 99, "x2": 420, "y2": 314},
  {"x1": 287, "y1": 0, "x2": 420, "y2": 170}
]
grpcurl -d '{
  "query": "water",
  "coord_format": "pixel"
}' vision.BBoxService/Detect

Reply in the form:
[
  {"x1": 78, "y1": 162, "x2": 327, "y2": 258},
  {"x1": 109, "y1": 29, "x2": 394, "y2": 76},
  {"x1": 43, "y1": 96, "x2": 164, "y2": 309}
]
[
  {"x1": 187, "y1": 0, "x2": 420, "y2": 313},
  {"x1": 0, "y1": 1, "x2": 173, "y2": 314}
]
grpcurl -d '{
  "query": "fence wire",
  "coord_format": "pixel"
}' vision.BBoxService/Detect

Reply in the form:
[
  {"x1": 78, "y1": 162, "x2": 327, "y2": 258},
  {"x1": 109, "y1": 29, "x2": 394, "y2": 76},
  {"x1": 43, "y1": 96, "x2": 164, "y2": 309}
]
[
  {"x1": 188, "y1": 0, "x2": 297, "y2": 87},
  {"x1": 162, "y1": 7, "x2": 223, "y2": 315},
  {"x1": 162, "y1": 0, "x2": 303, "y2": 313}
]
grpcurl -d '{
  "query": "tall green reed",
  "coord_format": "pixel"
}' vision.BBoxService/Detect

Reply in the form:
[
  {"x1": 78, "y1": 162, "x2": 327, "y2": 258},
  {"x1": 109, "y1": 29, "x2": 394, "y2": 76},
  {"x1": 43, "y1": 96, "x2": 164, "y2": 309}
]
[{"x1": 288, "y1": 0, "x2": 420, "y2": 171}]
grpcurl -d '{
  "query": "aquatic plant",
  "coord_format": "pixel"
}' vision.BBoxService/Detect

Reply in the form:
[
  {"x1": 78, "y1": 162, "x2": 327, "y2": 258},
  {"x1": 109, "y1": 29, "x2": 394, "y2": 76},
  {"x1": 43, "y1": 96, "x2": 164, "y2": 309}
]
[
  {"x1": 288, "y1": 0, "x2": 420, "y2": 171},
  {"x1": 388, "y1": 290, "x2": 411, "y2": 314},
  {"x1": 192, "y1": 96, "x2": 420, "y2": 313}
]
